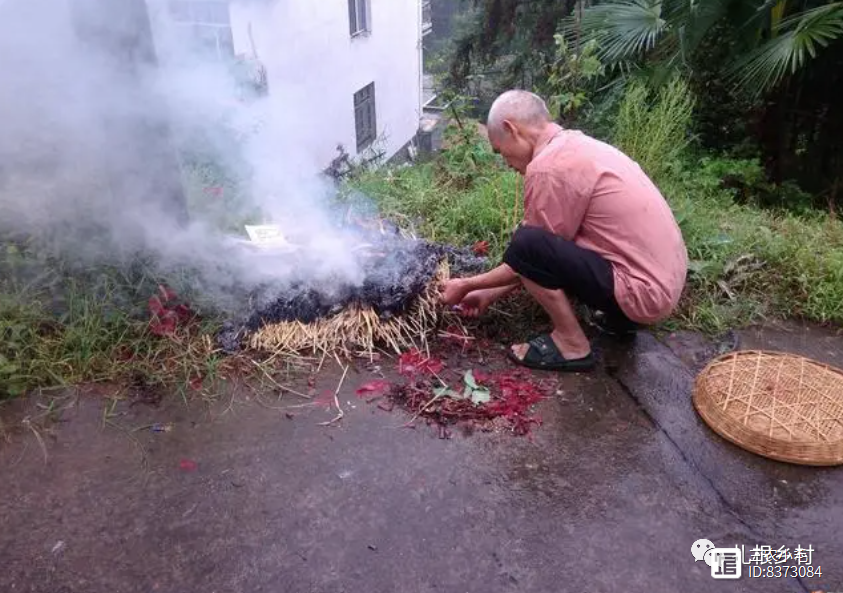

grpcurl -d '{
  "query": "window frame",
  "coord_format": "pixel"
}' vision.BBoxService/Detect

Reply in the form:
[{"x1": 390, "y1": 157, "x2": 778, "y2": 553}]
[
  {"x1": 348, "y1": 0, "x2": 371, "y2": 37},
  {"x1": 422, "y1": 0, "x2": 432, "y2": 36},
  {"x1": 167, "y1": 0, "x2": 234, "y2": 61},
  {"x1": 354, "y1": 82, "x2": 377, "y2": 153}
]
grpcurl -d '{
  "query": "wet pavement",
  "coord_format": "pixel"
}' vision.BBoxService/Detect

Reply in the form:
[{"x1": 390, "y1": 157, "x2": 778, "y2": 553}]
[{"x1": 1, "y1": 322, "x2": 841, "y2": 593}]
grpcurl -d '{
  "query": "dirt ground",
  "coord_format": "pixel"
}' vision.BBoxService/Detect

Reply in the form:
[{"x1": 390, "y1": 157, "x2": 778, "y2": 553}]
[{"x1": 1, "y1": 321, "x2": 841, "y2": 593}]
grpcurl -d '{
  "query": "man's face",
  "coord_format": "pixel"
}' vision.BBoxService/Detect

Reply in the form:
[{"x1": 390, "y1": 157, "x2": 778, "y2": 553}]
[{"x1": 489, "y1": 122, "x2": 533, "y2": 175}]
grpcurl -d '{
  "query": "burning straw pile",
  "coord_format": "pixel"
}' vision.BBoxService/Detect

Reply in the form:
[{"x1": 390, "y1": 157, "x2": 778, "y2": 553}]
[{"x1": 218, "y1": 227, "x2": 485, "y2": 358}]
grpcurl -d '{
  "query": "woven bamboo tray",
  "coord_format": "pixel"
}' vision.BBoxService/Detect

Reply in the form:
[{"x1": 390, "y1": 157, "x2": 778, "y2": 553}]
[{"x1": 693, "y1": 350, "x2": 843, "y2": 466}]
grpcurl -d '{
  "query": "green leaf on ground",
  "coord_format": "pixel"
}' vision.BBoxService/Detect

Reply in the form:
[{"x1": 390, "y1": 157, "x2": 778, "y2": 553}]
[
  {"x1": 470, "y1": 387, "x2": 491, "y2": 405},
  {"x1": 461, "y1": 370, "x2": 491, "y2": 405},
  {"x1": 464, "y1": 369, "x2": 480, "y2": 389}
]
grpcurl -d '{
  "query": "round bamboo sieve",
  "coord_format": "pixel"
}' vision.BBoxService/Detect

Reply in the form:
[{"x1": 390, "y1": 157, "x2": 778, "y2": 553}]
[{"x1": 692, "y1": 350, "x2": 843, "y2": 466}]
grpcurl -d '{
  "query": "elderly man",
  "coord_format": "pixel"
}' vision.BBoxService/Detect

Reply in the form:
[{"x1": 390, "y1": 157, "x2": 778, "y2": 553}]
[{"x1": 441, "y1": 90, "x2": 688, "y2": 372}]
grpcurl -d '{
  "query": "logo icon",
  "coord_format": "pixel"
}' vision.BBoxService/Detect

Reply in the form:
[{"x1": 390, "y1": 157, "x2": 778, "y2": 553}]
[
  {"x1": 692, "y1": 539, "x2": 715, "y2": 561},
  {"x1": 692, "y1": 539, "x2": 742, "y2": 579}
]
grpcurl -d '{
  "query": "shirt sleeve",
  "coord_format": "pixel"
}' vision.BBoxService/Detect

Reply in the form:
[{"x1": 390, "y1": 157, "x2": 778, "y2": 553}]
[{"x1": 522, "y1": 169, "x2": 592, "y2": 241}]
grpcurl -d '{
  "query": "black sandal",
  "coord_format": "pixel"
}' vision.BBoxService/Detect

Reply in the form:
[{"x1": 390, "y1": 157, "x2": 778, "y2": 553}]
[{"x1": 507, "y1": 334, "x2": 596, "y2": 372}]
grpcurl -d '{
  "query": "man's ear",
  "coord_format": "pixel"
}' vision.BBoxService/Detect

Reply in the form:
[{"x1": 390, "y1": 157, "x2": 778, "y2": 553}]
[{"x1": 502, "y1": 119, "x2": 519, "y2": 138}]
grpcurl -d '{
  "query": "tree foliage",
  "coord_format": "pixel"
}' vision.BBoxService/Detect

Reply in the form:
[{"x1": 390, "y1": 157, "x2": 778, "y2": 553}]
[
  {"x1": 446, "y1": 0, "x2": 578, "y2": 90},
  {"x1": 445, "y1": 0, "x2": 843, "y2": 210},
  {"x1": 563, "y1": 0, "x2": 843, "y2": 96}
]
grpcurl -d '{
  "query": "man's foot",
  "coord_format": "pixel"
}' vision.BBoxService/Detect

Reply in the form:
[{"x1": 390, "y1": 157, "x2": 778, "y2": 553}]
[{"x1": 508, "y1": 334, "x2": 596, "y2": 372}]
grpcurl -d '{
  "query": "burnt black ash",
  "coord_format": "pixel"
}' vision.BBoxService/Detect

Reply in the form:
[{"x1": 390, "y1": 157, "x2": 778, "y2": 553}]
[
  {"x1": 245, "y1": 239, "x2": 441, "y2": 329},
  {"x1": 217, "y1": 237, "x2": 488, "y2": 353}
]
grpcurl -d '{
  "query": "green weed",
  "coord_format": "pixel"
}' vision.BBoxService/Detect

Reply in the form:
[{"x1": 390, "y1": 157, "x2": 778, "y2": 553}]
[
  {"x1": 0, "y1": 253, "x2": 233, "y2": 400},
  {"x1": 613, "y1": 77, "x2": 695, "y2": 182},
  {"x1": 350, "y1": 154, "x2": 522, "y2": 262}
]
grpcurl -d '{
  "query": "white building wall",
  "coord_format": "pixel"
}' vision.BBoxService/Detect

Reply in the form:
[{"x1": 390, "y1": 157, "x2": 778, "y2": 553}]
[{"x1": 230, "y1": 0, "x2": 422, "y2": 171}]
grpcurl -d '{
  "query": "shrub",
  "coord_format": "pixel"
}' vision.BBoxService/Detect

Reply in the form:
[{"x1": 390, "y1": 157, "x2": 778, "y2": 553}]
[{"x1": 612, "y1": 77, "x2": 695, "y2": 182}]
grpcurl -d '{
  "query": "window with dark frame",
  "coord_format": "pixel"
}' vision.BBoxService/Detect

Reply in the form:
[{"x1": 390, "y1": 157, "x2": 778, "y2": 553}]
[
  {"x1": 354, "y1": 83, "x2": 376, "y2": 152},
  {"x1": 422, "y1": 0, "x2": 432, "y2": 36},
  {"x1": 348, "y1": 0, "x2": 370, "y2": 36}
]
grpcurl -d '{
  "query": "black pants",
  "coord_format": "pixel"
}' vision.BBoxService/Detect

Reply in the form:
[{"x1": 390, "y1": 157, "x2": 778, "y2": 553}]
[{"x1": 502, "y1": 225, "x2": 637, "y2": 331}]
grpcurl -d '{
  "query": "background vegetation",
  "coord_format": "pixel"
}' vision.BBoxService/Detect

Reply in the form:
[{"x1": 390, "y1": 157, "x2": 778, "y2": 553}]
[{"x1": 437, "y1": 0, "x2": 843, "y2": 213}]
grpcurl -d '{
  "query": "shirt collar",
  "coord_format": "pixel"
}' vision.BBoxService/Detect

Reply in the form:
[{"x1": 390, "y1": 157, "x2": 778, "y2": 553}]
[{"x1": 531, "y1": 123, "x2": 565, "y2": 160}]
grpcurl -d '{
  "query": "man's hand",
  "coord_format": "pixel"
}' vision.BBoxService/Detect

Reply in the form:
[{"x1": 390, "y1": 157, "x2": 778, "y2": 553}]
[
  {"x1": 442, "y1": 279, "x2": 519, "y2": 318},
  {"x1": 441, "y1": 278, "x2": 471, "y2": 307},
  {"x1": 441, "y1": 264, "x2": 521, "y2": 313},
  {"x1": 453, "y1": 289, "x2": 496, "y2": 317}
]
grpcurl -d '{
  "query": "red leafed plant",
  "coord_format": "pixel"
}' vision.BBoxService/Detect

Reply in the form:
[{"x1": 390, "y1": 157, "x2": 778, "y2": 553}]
[{"x1": 148, "y1": 284, "x2": 195, "y2": 337}]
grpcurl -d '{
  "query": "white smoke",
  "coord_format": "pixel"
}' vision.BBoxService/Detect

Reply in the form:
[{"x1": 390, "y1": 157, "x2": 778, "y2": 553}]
[{"x1": 0, "y1": 0, "x2": 374, "y2": 315}]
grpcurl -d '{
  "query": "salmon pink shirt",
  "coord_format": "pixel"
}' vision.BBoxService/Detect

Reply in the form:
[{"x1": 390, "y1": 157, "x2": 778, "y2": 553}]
[{"x1": 521, "y1": 125, "x2": 688, "y2": 324}]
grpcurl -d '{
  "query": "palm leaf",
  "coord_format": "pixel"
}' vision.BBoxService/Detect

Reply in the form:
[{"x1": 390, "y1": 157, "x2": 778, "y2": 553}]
[
  {"x1": 770, "y1": 0, "x2": 787, "y2": 32},
  {"x1": 562, "y1": 0, "x2": 670, "y2": 64},
  {"x1": 730, "y1": 2, "x2": 843, "y2": 94},
  {"x1": 677, "y1": 0, "x2": 732, "y2": 59}
]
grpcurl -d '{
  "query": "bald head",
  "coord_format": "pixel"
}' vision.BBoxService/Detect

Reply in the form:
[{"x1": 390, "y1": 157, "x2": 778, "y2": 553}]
[{"x1": 486, "y1": 90, "x2": 552, "y2": 138}]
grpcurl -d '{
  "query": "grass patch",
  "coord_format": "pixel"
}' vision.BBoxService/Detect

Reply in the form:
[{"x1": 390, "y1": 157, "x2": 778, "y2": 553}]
[
  {"x1": 349, "y1": 121, "x2": 523, "y2": 263},
  {"x1": 0, "y1": 277, "x2": 225, "y2": 400},
  {"x1": 0, "y1": 242, "x2": 255, "y2": 401},
  {"x1": 351, "y1": 163, "x2": 522, "y2": 262},
  {"x1": 613, "y1": 77, "x2": 695, "y2": 183},
  {"x1": 667, "y1": 169, "x2": 843, "y2": 331}
]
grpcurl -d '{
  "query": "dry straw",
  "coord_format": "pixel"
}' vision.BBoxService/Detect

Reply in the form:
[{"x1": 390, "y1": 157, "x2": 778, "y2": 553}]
[
  {"x1": 249, "y1": 261, "x2": 450, "y2": 359},
  {"x1": 693, "y1": 350, "x2": 843, "y2": 466}
]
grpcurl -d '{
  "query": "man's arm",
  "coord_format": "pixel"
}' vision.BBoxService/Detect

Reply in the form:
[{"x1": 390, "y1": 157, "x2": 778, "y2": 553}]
[
  {"x1": 460, "y1": 263, "x2": 520, "y2": 291},
  {"x1": 480, "y1": 283, "x2": 520, "y2": 301},
  {"x1": 442, "y1": 263, "x2": 520, "y2": 306}
]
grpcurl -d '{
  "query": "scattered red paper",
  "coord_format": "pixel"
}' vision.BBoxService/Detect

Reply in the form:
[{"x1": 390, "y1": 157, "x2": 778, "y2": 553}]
[
  {"x1": 158, "y1": 284, "x2": 178, "y2": 302},
  {"x1": 148, "y1": 285, "x2": 195, "y2": 337},
  {"x1": 315, "y1": 389, "x2": 335, "y2": 410},
  {"x1": 189, "y1": 375, "x2": 204, "y2": 391},
  {"x1": 179, "y1": 459, "x2": 198, "y2": 472},
  {"x1": 172, "y1": 304, "x2": 193, "y2": 323},
  {"x1": 363, "y1": 363, "x2": 547, "y2": 437},
  {"x1": 471, "y1": 240, "x2": 490, "y2": 256},
  {"x1": 471, "y1": 369, "x2": 491, "y2": 384},
  {"x1": 148, "y1": 295, "x2": 166, "y2": 318},
  {"x1": 148, "y1": 311, "x2": 177, "y2": 337},
  {"x1": 485, "y1": 370, "x2": 546, "y2": 435},
  {"x1": 398, "y1": 349, "x2": 444, "y2": 377},
  {"x1": 355, "y1": 380, "x2": 392, "y2": 398},
  {"x1": 204, "y1": 186, "x2": 224, "y2": 198}
]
